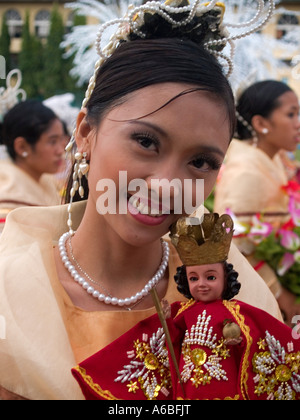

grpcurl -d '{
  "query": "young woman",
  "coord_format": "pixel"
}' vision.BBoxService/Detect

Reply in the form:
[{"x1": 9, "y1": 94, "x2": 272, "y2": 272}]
[
  {"x1": 214, "y1": 80, "x2": 300, "y2": 325},
  {"x1": 0, "y1": 100, "x2": 65, "y2": 231},
  {"x1": 0, "y1": 0, "x2": 279, "y2": 400}
]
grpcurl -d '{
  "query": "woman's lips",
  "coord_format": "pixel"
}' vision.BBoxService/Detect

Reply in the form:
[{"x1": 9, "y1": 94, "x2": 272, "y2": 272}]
[
  {"x1": 128, "y1": 194, "x2": 171, "y2": 216},
  {"x1": 127, "y1": 195, "x2": 171, "y2": 226}
]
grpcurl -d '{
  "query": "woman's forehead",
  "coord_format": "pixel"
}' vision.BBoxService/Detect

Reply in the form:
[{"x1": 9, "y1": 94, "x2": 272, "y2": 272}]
[
  {"x1": 103, "y1": 83, "x2": 231, "y2": 146},
  {"x1": 109, "y1": 83, "x2": 224, "y2": 117}
]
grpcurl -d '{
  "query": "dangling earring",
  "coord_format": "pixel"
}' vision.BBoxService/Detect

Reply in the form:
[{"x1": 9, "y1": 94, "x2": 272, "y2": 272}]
[
  {"x1": 252, "y1": 133, "x2": 259, "y2": 148},
  {"x1": 236, "y1": 111, "x2": 258, "y2": 148},
  {"x1": 67, "y1": 151, "x2": 90, "y2": 236}
]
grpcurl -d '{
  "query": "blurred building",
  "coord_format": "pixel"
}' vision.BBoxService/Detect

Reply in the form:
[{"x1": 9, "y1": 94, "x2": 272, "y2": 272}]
[
  {"x1": 0, "y1": 0, "x2": 96, "y2": 55},
  {"x1": 0, "y1": 0, "x2": 299, "y2": 95},
  {"x1": 268, "y1": 0, "x2": 300, "y2": 96}
]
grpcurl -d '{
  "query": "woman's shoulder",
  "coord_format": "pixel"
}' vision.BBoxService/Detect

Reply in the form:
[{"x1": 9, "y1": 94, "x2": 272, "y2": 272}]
[{"x1": 0, "y1": 201, "x2": 86, "y2": 248}]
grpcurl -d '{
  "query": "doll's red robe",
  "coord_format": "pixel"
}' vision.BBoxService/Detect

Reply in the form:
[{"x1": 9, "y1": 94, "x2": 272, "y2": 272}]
[{"x1": 72, "y1": 300, "x2": 300, "y2": 400}]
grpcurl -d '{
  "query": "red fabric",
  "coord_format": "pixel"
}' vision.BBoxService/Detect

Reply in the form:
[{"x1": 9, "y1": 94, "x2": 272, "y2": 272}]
[{"x1": 72, "y1": 300, "x2": 300, "y2": 400}]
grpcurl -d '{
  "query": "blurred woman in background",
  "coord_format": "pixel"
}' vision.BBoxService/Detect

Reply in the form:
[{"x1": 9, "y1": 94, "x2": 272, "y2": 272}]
[
  {"x1": 214, "y1": 80, "x2": 300, "y2": 325},
  {"x1": 0, "y1": 100, "x2": 65, "y2": 232}
]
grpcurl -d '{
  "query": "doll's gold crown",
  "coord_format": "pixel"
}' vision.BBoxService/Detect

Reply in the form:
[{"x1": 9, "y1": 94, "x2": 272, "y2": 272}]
[{"x1": 170, "y1": 213, "x2": 234, "y2": 266}]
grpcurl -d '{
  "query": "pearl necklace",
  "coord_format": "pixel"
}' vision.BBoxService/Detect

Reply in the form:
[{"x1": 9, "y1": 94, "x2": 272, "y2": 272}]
[{"x1": 58, "y1": 232, "x2": 170, "y2": 310}]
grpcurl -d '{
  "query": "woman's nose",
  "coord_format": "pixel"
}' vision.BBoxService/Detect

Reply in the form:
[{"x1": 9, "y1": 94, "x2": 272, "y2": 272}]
[{"x1": 145, "y1": 168, "x2": 183, "y2": 212}]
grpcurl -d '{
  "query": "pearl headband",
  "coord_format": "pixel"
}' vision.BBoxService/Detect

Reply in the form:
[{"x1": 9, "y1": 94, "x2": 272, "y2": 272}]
[
  {"x1": 66, "y1": 0, "x2": 275, "y2": 153},
  {"x1": 0, "y1": 69, "x2": 27, "y2": 122}
]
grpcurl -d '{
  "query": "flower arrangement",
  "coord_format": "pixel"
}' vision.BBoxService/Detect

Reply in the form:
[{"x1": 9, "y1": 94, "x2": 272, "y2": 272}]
[{"x1": 227, "y1": 181, "x2": 300, "y2": 301}]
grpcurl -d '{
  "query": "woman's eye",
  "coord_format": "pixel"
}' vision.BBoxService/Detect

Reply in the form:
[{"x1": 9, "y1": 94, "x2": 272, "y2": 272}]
[
  {"x1": 190, "y1": 156, "x2": 221, "y2": 172},
  {"x1": 207, "y1": 276, "x2": 217, "y2": 281},
  {"x1": 48, "y1": 139, "x2": 57, "y2": 146},
  {"x1": 189, "y1": 276, "x2": 199, "y2": 282},
  {"x1": 132, "y1": 132, "x2": 159, "y2": 151}
]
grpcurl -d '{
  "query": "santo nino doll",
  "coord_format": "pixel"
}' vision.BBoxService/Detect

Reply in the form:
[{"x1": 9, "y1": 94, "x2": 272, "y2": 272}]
[
  {"x1": 72, "y1": 215, "x2": 300, "y2": 400},
  {"x1": 164, "y1": 214, "x2": 246, "y2": 399},
  {"x1": 166, "y1": 214, "x2": 300, "y2": 400}
]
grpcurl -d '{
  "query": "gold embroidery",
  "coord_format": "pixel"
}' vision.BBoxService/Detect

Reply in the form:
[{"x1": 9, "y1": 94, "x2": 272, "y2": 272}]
[
  {"x1": 73, "y1": 366, "x2": 121, "y2": 400},
  {"x1": 177, "y1": 394, "x2": 240, "y2": 400},
  {"x1": 223, "y1": 300, "x2": 252, "y2": 400},
  {"x1": 252, "y1": 331, "x2": 300, "y2": 400},
  {"x1": 181, "y1": 309, "x2": 231, "y2": 388},
  {"x1": 115, "y1": 327, "x2": 172, "y2": 400},
  {"x1": 127, "y1": 381, "x2": 139, "y2": 394},
  {"x1": 175, "y1": 299, "x2": 196, "y2": 318}
]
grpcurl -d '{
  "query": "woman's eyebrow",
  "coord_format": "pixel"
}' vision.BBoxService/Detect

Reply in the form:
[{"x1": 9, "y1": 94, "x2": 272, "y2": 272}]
[
  {"x1": 193, "y1": 145, "x2": 225, "y2": 158},
  {"x1": 128, "y1": 119, "x2": 167, "y2": 137}
]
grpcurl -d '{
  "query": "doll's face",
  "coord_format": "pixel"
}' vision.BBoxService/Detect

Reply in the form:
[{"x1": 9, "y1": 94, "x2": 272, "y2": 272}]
[{"x1": 186, "y1": 263, "x2": 225, "y2": 303}]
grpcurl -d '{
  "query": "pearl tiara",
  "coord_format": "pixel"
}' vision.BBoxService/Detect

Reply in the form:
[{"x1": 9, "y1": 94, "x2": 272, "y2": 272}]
[
  {"x1": 0, "y1": 69, "x2": 26, "y2": 122},
  {"x1": 66, "y1": 0, "x2": 275, "y2": 153}
]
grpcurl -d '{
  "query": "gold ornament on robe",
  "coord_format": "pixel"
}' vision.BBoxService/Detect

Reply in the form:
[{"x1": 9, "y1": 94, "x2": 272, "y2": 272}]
[{"x1": 170, "y1": 214, "x2": 234, "y2": 266}]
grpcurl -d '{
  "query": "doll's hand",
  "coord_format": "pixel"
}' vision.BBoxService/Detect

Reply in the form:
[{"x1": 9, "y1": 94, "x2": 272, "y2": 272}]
[{"x1": 162, "y1": 299, "x2": 171, "y2": 319}]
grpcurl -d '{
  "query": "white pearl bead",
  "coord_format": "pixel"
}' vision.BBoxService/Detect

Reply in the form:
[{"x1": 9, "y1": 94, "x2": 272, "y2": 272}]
[
  {"x1": 74, "y1": 274, "x2": 81, "y2": 282},
  {"x1": 111, "y1": 297, "x2": 119, "y2": 306}
]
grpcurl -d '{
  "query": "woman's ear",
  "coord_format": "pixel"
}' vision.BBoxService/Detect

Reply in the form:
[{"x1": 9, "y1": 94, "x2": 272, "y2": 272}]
[
  {"x1": 75, "y1": 108, "x2": 94, "y2": 156},
  {"x1": 13, "y1": 136, "x2": 32, "y2": 159},
  {"x1": 251, "y1": 114, "x2": 271, "y2": 136}
]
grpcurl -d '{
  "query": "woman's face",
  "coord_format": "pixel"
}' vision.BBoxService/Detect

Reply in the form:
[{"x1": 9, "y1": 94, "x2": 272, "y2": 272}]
[
  {"x1": 264, "y1": 91, "x2": 300, "y2": 153},
  {"x1": 77, "y1": 83, "x2": 231, "y2": 246},
  {"x1": 24, "y1": 118, "x2": 65, "y2": 176}
]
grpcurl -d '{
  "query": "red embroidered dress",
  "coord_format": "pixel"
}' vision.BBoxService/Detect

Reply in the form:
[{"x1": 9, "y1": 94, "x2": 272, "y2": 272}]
[{"x1": 72, "y1": 300, "x2": 300, "y2": 400}]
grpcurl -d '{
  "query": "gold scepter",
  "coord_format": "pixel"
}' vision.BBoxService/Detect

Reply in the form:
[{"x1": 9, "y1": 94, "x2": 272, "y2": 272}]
[{"x1": 150, "y1": 287, "x2": 185, "y2": 398}]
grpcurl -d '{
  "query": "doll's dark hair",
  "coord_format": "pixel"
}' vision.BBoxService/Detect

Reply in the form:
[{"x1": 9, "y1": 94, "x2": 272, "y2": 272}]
[
  {"x1": 175, "y1": 262, "x2": 241, "y2": 301},
  {"x1": 66, "y1": 38, "x2": 236, "y2": 203}
]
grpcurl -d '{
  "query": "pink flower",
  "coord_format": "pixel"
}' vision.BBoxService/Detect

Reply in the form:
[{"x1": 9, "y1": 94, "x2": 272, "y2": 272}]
[
  {"x1": 282, "y1": 181, "x2": 300, "y2": 201},
  {"x1": 279, "y1": 229, "x2": 300, "y2": 251},
  {"x1": 289, "y1": 196, "x2": 300, "y2": 227},
  {"x1": 248, "y1": 215, "x2": 273, "y2": 244},
  {"x1": 225, "y1": 208, "x2": 249, "y2": 237},
  {"x1": 277, "y1": 253, "x2": 295, "y2": 276}
]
